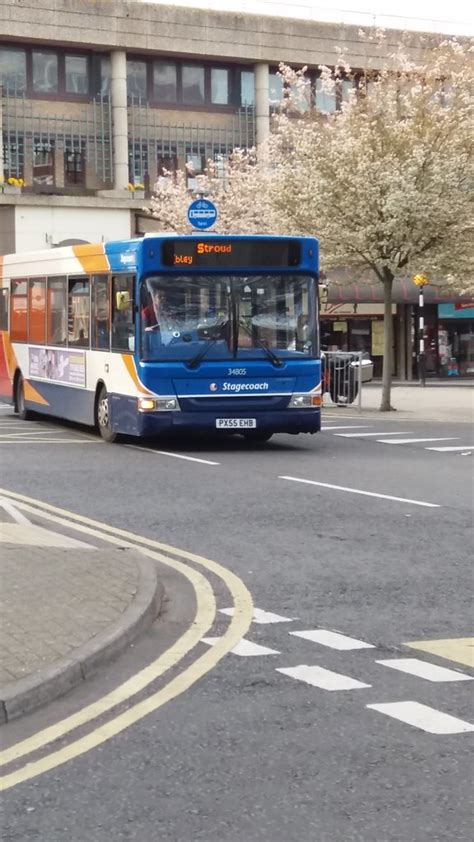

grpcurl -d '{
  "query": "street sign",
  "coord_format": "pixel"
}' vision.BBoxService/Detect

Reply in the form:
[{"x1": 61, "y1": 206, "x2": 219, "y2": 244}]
[{"x1": 187, "y1": 199, "x2": 218, "y2": 230}]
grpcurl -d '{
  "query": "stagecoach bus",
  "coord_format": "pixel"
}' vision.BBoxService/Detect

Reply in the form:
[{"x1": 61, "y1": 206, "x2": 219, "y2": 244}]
[{"x1": 0, "y1": 234, "x2": 321, "y2": 442}]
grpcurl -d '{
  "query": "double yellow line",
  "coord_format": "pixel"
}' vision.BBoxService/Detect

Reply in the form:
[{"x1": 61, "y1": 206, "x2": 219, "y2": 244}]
[{"x1": 0, "y1": 489, "x2": 254, "y2": 791}]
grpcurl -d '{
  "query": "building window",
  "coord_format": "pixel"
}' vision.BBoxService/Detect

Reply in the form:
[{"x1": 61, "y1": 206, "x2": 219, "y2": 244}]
[
  {"x1": 211, "y1": 68, "x2": 229, "y2": 105},
  {"x1": 315, "y1": 78, "x2": 336, "y2": 113},
  {"x1": 65, "y1": 55, "x2": 88, "y2": 95},
  {"x1": 153, "y1": 61, "x2": 177, "y2": 103},
  {"x1": 127, "y1": 60, "x2": 147, "y2": 100},
  {"x1": 100, "y1": 57, "x2": 111, "y2": 96},
  {"x1": 65, "y1": 145, "x2": 85, "y2": 186},
  {"x1": 341, "y1": 79, "x2": 353, "y2": 104},
  {"x1": 32, "y1": 51, "x2": 59, "y2": 94},
  {"x1": 186, "y1": 153, "x2": 204, "y2": 190},
  {"x1": 0, "y1": 48, "x2": 27, "y2": 94},
  {"x1": 240, "y1": 70, "x2": 255, "y2": 107},
  {"x1": 182, "y1": 65, "x2": 205, "y2": 105},
  {"x1": 269, "y1": 72, "x2": 283, "y2": 107}
]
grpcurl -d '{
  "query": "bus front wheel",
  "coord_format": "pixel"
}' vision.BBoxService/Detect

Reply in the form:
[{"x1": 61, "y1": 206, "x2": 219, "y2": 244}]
[
  {"x1": 15, "y1": 375, "x2": 34, "y2": 421},
  {"x1": 96, "y1": 387, "x2": 118, "y2": 443}
]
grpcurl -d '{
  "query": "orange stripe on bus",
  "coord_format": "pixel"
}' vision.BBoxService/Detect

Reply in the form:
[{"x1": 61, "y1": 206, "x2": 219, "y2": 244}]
[
  {"x1": 24, "y1": 380, "x2": 49, "y2": 406},
  {"x1": 72, "y1": 244, "x2": 109, "y2": 274},
  {"x1": 122, "y1": 354, "x2": 154, "y2": 396}
]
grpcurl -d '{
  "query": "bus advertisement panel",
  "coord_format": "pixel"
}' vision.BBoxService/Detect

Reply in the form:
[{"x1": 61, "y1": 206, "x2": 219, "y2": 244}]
[{"x1": 0, "y1": 235, "x2": 321, "y2": 443}]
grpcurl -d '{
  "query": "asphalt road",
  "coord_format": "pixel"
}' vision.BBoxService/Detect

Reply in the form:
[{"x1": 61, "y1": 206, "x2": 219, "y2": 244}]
[{"x1": 0, "y1": 405, "x2": 473, "y2": 841}]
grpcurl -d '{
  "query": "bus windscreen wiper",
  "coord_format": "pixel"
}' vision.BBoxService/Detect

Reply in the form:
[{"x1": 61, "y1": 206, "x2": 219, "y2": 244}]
[
  {"x1": 186, "y1": 320, "x2": 229, "y2": 369},
  {"x1": 238, "y1": 320, "x2": 284, "y2": 368}
]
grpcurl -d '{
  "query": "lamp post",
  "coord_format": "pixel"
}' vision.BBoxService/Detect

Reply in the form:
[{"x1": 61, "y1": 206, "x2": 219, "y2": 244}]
[{"x1": 413, "y1": 274, "x2": 429, "y2": 386}]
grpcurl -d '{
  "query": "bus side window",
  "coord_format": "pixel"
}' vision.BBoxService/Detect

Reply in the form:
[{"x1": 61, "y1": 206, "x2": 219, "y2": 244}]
[
  {"x1": 91, "y1": 276, "x2": 110, "y2": 350},
  {"x1": 47, "y1": 277, "x2": 67, "y2": 346},
  {"x1": 10, "y1": 279, "x2": 28, "y2": 342},
  {"x1": 0, "y1": 289, "x2": 8, "y2": 331},
  {"x1": 28, "y1": 278, "x2": 47, "y2": 344},
  {"x1": 112, "y1": 275, "x2": 134, "y2": 352},
  {"x1": 68, "y1": 276, "x2": 90, "y2": 348}
]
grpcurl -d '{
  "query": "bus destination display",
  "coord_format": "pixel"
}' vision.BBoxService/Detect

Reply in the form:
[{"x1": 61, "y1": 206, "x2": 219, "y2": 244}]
[{"x1": 162, "y1": 239, "x2": 301, "y2": 268}]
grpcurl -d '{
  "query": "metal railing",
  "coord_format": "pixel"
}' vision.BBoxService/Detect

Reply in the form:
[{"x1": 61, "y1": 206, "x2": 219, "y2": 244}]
[{"x1": 321, "y1": 351, "x2": 367, "y2": 411}]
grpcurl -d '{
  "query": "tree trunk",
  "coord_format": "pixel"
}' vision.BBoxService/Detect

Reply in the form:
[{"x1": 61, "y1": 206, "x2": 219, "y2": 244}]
[{"x1": 380, "y1": 271, "x2": 394, "y2": 411}]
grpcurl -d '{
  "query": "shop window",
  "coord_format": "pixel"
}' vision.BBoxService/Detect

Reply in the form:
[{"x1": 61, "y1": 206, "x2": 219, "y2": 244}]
[
  {"x1": 341, "y1": 79, "x2": 354, "y2": 105},
  {"x1": 0, "y1": 48, "x2": 26, "y2": 94},
  {"x1": 28, "y1": 278, "x2": 47, "y2": 344},
  {"x1": 65, "y1": 55, "x2": 88, "y2": 95},
  {"x1": 112, "y1": 276, "x2": 135, "y2": 351},
  {"x1": 47, "y1": 277, "x2": 67, "y2": 346},
  {"x1": 91, "y1": 276, "x2": 110, "y2": 350},
  {"x1": 157, "y1": 155, "x2": 177, "y2": 184},
  {"x1": 32, "y1": 51, "x2": 58, "y2": 93},
  {"x1": 33, "y1": 142, "x2": 55, "y2": 188},
  {"x1": 211, "y1": 68, "x2": 229, "y2": 105},
  {"x1": 10, "y1": 279, "x2": 28, "y2": 343},
  {"x1": 127, "y1": 60, "x2": 147, "y2": 99},
  {"x1": 182, "y1": 65, "x2": 205, "y2": 105},
  {"x1": 68, "y1": 277, "x2": 90, "y2": 347},
  {"x1": 0, "y1": 289, "x2": 9, "y2": 331},
  {"x1": 153, "y1": 61, "x2": 177, "y2": 103},
  {"x1": 186, "y1": 153, "x2": 204, "y2": 190},
  {"x1": 240, "y1": 70, "x2": 255, "y2": 107}
]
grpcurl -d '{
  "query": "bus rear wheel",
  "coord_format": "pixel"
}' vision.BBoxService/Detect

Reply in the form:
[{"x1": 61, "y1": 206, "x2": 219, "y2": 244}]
[
  {"x1": 96, "y1": 387, "x2": 118, "y2": 443},
  {"x1": 15, "y1": 375, "x2": 34, "y2": 421}
]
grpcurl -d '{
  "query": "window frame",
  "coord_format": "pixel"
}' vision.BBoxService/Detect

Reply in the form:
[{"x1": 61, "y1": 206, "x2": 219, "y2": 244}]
[{"x1": 0, "y1": 45, "x2": 91, "y2": 101}]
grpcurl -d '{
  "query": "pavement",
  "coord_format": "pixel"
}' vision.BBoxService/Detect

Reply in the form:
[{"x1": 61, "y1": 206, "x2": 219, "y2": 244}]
[
  {"x1": 0, "y1": 504, "x2": 164, "y2": 723},
  {"x1": 325, "y1": 383, "x2": 474, "y2": 422}
]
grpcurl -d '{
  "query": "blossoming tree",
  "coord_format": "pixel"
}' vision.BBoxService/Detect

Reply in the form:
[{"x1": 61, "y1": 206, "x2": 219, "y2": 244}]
[{"x1": 149, "y1": 38, "x2": 473, "y2": 411}]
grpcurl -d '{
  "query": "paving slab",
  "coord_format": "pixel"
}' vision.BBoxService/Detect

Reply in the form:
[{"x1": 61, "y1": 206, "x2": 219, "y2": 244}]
[{"x1": 0, "y1": 545, "x2": 163, "y2": 722}]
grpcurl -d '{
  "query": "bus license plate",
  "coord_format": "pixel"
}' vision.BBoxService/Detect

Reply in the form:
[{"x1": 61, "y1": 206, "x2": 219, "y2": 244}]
[{"x1": 216, "y1": 418, "x2": 257, "y2": 429}]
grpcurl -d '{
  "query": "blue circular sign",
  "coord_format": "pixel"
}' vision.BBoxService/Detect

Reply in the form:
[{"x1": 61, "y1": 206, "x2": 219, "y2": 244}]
[{"x1": 187, "y1": 199, "x2": 218, "y2": 230}]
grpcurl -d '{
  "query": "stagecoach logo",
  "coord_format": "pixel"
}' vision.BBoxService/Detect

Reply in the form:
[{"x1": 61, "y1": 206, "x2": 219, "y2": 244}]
[{"x1": 209, "y1": 382, "x2": 270, "y2": 393}]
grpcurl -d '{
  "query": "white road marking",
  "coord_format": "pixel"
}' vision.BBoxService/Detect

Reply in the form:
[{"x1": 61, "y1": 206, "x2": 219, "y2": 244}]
[
  {"x1": 290, "y1": 629, "x2": 374, "y2": 650},
  {"x1": 125, "y1": 444, "x2": 219, "y2": 465},
  {"x1": 201, "y1": 637, "x2": 280, "y2": 656},
  {"x1": 276, "y1": 665, "x2": 371, "y2": 691},
  {"x1": 334, "y1": 431, "x2": 413, "y2": 438},
  {"x1": 426, "y1": 445, "x2": 474, "y2": 452},
  {"x1": 0, "y1": 522, "x2": 95, "y2": 548},
  {"x1": 367, "y1": 701, "x2": 474, "y2": 734},
  {"x1": 0, "y1": 440, "x2": 99, "y2": 444},
  {"x1": 220, "y1": 607, "x2": 295, "y2": 624},
  {"x1": 279, "y1": 476, "x2": 440, "y2": 508},
  {"x1": 376, "y1": 437, "x2": 459, "y2": 444},
  {"x1": 376, "y1": 658, "x2": 473, "y2": 682},
  {"x1": 0, "y1": 430, "x2": 74, "y2": 438},
  {"x1": 0, "y1": 498, "x2": 32, "y2": 525},
  {"x1": 321, "y1": 425, "x2": 372, "y2": 431}
]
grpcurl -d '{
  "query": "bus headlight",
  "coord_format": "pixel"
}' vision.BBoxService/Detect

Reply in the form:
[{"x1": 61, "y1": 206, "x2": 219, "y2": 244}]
[
  {"x1": 289, "y1": 394, "x2": 321, "y2": 408},
  {"x1": 137, "y1": 397, "x2": 179, "y2": 412}
]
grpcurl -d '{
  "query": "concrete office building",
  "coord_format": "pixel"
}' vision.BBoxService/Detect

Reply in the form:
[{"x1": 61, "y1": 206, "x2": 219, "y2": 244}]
[{"x1": 1, "y1": 0, "x2": 472, "y2": 377}]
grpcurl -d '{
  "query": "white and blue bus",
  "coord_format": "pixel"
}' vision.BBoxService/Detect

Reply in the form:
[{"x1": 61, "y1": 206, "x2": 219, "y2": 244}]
[{"x1": 0, "y1": 234, "x2": 321, "y2": 442}]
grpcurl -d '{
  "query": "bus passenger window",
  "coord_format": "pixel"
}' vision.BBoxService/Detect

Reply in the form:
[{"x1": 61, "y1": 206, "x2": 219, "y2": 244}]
[
  {"x1": 112, "y1": 275, "x2": 134, "y2": 352},
  {"x1": 28, "y1": 278, "x2": 47, "y2": 344},
  {"x1": 91, "y1": 276, "x2": 110, "y2": 350},
  {"x1": 10, "y1": 279, "x2": 28, "y2": 343},
  {"x1": 47, "y1": 277, "x2": 67, "y2": 346},
  {"x1": 68, "y1": 277, "x2": 90, "y2": 347},
  {"x1": 0, "y1": 289, "x2": 8, "y2": 331}
]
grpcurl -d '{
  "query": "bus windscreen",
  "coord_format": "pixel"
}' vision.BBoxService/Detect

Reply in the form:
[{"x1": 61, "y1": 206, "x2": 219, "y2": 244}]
[{"x1": 161, "y1": 239, "x2": 301, "y2": 269}]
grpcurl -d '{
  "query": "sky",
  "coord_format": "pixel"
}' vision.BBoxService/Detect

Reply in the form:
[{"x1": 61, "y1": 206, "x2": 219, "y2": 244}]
[{"x1": 141, "y1": 0, "x2": 473, "y2": 36}]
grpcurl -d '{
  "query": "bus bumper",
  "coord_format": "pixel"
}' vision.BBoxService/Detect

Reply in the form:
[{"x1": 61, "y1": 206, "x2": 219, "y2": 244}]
[{"x1": 136, "y1": 408, "x2": 321, "y2": 437}]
